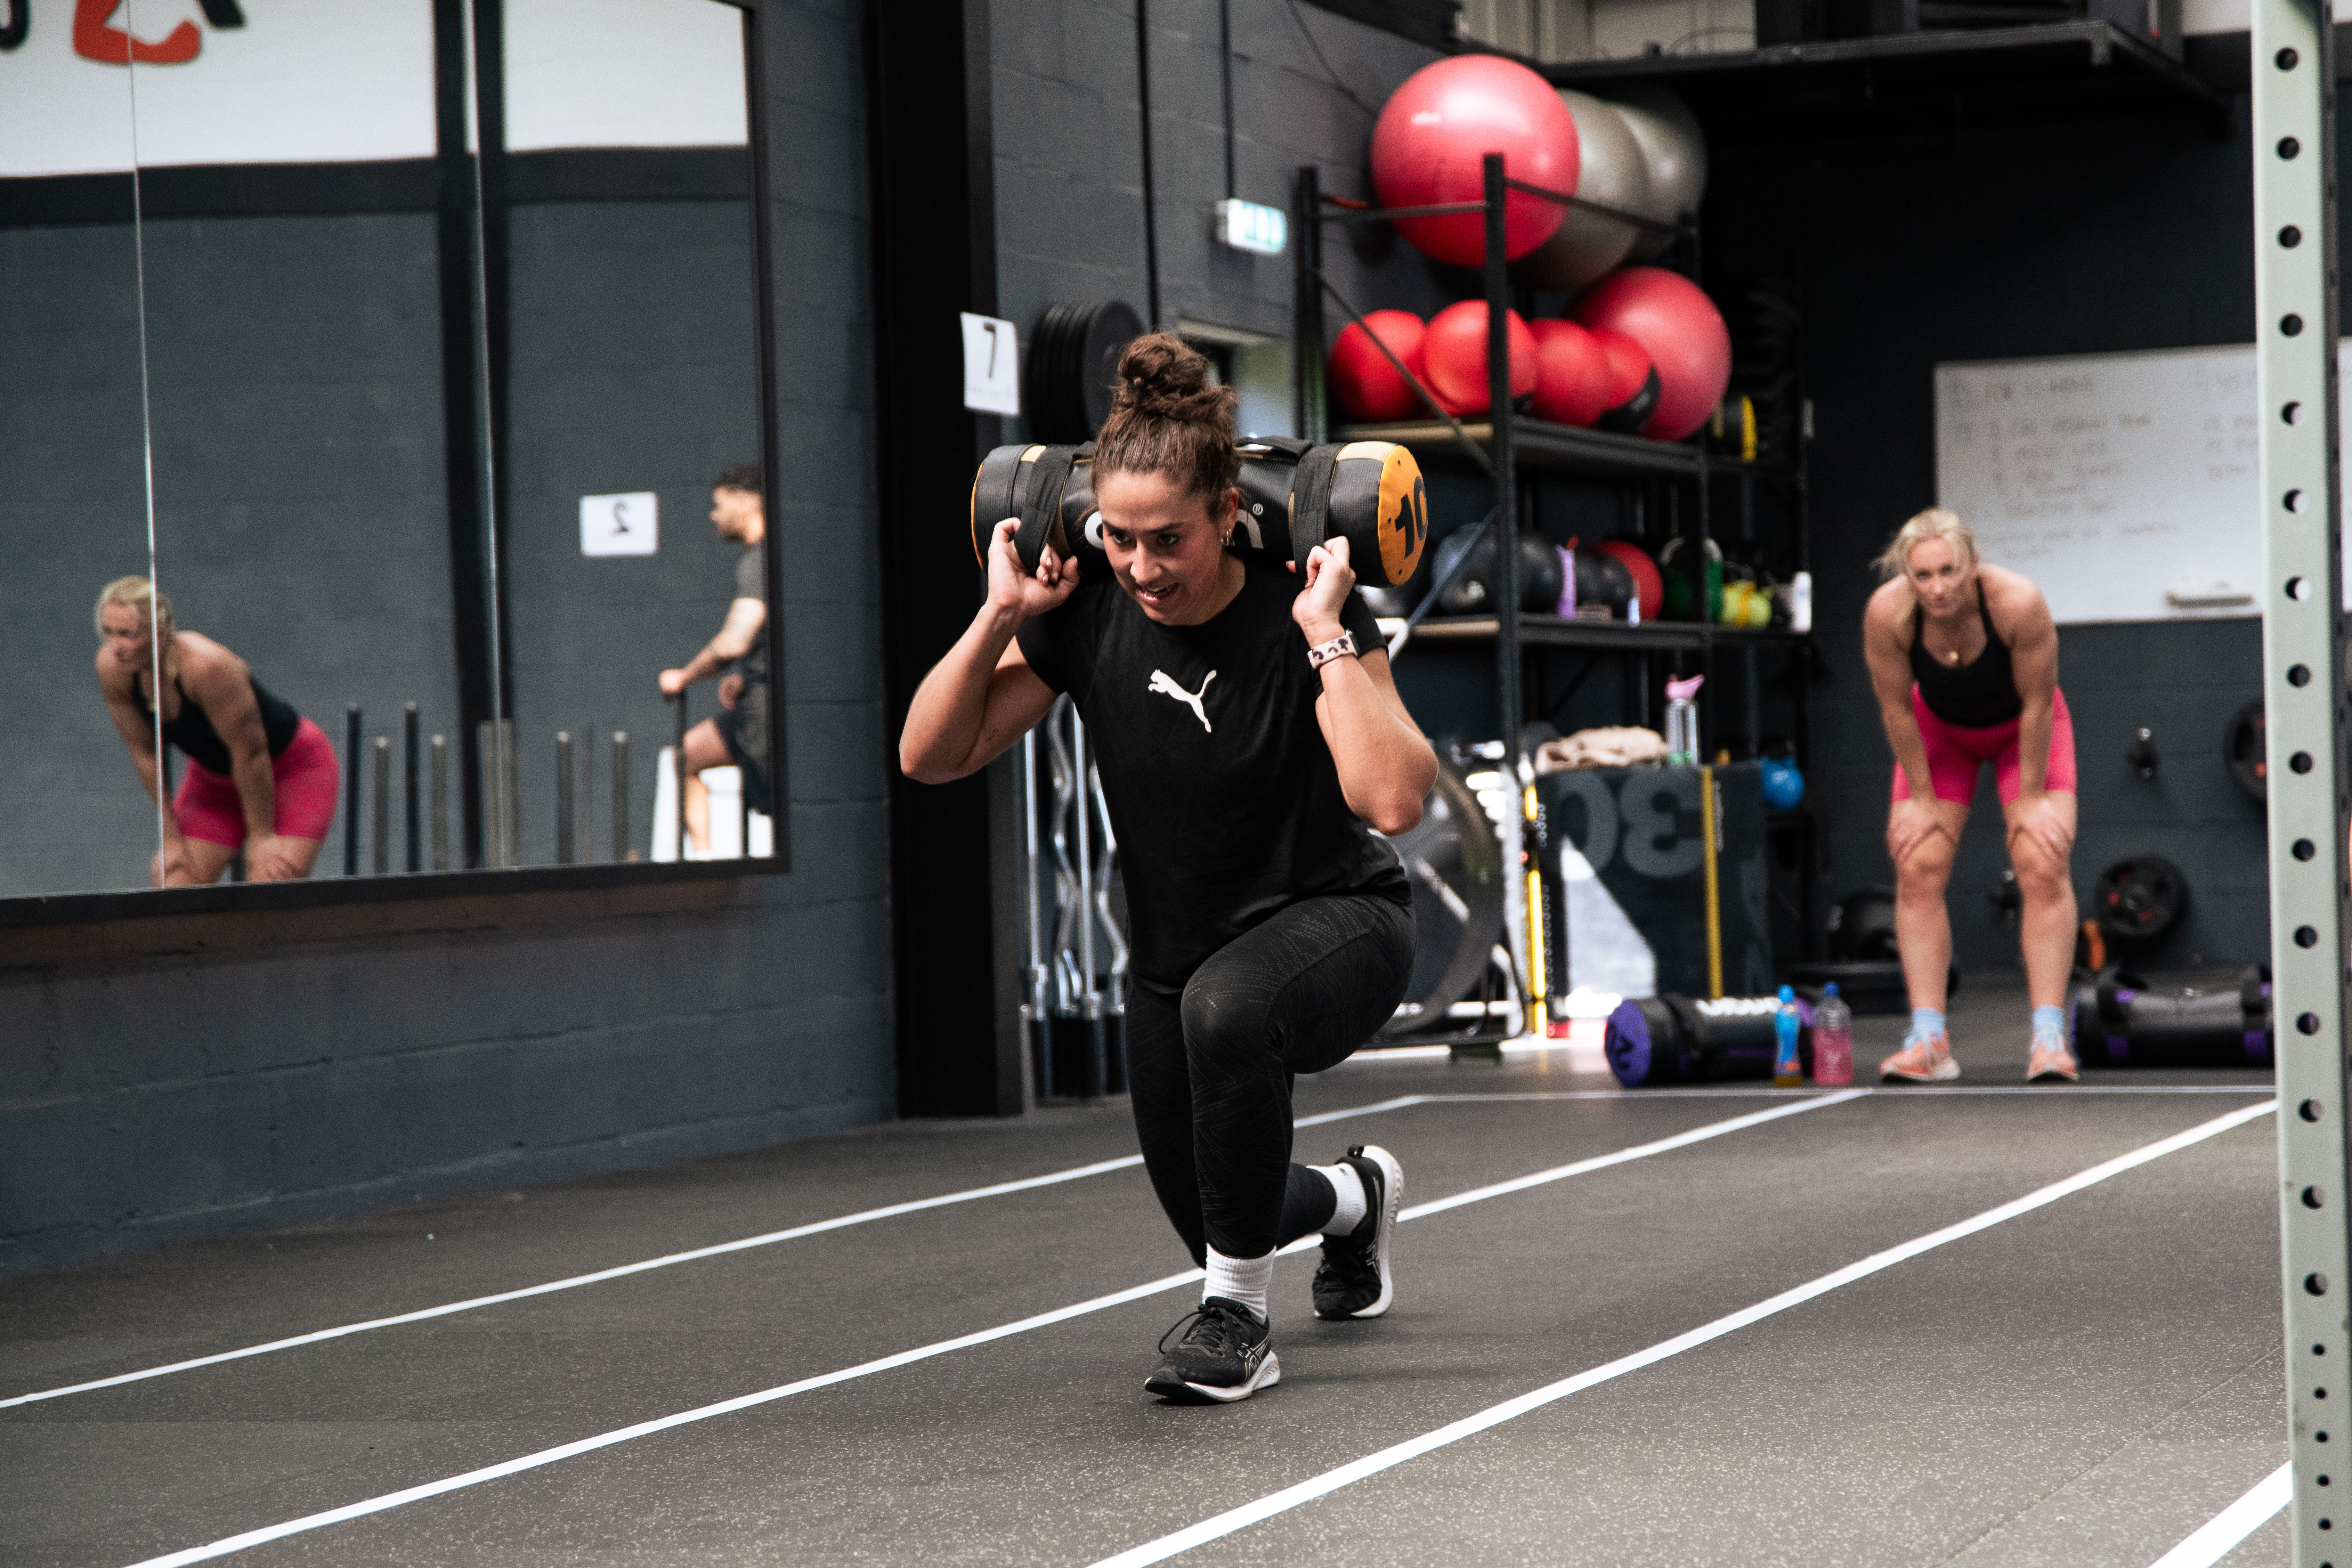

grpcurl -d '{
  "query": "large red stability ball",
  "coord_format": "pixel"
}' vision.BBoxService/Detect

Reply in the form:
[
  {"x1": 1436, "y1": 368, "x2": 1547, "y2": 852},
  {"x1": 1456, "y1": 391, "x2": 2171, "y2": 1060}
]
[
  {"x1": 1528, "y1": 319, "x2": 1608, "y2": 426},
  {"x1": 1420, "y1": 301, "x2": 1538, "y2": 415},
  {"x1": 1571, "y1": 266, "x2": 1732, "y2": 441},
  {"x1": 1371, "y1": 56, "x2": 1578, "y2": 268},
  {"x1": 1328, "y1": 310, "x2": 1428, "y2": 423}
]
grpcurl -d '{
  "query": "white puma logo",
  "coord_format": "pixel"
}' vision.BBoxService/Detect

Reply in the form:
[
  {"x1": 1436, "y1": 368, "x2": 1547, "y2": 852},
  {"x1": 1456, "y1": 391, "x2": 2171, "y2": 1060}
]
[{"x1": 1148, "y1": 668, "x2": 1217, "y2": 733}]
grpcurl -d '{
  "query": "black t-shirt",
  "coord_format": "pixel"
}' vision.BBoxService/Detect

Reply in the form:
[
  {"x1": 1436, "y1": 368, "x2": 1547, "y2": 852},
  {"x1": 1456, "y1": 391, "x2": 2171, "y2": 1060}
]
[
  {"x1": 733, "y1": 546, "x2": 768, "y2": 684},
  {"x1": 1017, "y1": 558, "x2": 1410, "y2": 996}
]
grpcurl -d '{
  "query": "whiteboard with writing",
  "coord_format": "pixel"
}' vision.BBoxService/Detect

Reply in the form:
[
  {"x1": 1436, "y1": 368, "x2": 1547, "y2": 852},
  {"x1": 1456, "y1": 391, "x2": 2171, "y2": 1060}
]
[{"x1": 1933, "y1": 345, "x2": 2276, "y2": 624}]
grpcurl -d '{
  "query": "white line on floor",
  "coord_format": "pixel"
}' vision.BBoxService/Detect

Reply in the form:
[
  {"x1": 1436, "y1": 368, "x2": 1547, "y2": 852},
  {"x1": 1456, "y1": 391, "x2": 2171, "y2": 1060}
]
[
  {"x1": 110, "y1": 1091, "x2": 1865, "y2": 1567},
  {"x1": 1087, "y1": 1099, "x2": 2281, "y2": 1568},
  {"x1": 10, "y1": 1087, "x2": 1911, "y2": 1410},
  {"x1": 1, "y1": 1094, "x2": 1433, "y2": 1412},
  {"x1": 1397, "y1": 1089, "x2": 1867, "y2": 1219},
  {"x1": 10, "y1": 1086, "x2": 2266, "y2": 1412},
  {"x1": 2148, "y1": 1461, "x2": 2292, "y2": 1568}
]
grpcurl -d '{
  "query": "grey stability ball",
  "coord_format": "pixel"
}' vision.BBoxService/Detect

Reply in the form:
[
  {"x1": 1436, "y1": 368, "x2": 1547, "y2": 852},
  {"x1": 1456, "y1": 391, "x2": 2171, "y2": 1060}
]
[
  {"x1": 1601, "y1": 84, "x2": 1707, "y2": 260},
  {"x1": 1511, "y1": 90, "x2": 1652, "y2": 293}
]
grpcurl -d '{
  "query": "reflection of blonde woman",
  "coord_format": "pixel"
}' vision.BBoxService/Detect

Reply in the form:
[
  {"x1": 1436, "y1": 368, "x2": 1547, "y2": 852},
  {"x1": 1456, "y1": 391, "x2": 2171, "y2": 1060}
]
[{"x1": 92, "y1": 577, "x2": 340, "y2": 885}]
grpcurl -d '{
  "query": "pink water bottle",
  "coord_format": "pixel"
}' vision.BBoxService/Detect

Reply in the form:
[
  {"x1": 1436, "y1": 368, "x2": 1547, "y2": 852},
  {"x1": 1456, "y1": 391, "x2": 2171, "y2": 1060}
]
[{"x1": 1812, "y1": 982, "x2": 1853, "y2": 1086}]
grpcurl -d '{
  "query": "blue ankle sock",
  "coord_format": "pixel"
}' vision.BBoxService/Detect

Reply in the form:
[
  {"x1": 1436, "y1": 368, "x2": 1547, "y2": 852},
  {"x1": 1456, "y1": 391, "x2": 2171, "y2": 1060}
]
[
  {"x1": 2032, "y1": 1005, "x2": 2067, "y2": 1045},
  {"x1": 1908, "y1": 1008, "x2": 1946, "y2": 1045}
]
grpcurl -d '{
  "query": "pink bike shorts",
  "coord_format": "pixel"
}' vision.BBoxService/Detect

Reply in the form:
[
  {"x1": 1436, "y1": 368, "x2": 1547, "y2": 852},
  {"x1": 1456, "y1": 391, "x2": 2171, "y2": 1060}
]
[
  {"x1": 1891, "y1": 685, "x2": 2077, "y2": 806},
  {"x1": 173, "y1": 716, "x2": 341, "y2": 846}
]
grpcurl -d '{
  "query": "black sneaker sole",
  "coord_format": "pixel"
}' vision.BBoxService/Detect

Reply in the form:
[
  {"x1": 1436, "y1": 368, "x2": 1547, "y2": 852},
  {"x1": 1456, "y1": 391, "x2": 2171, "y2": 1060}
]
[
  {"x1": 1144, "y1": 1352, "x2": 1281, "y2": 1404},
  {"x1": 1316, "y1": 1144, "x2": 1402, "y2": 1320}
]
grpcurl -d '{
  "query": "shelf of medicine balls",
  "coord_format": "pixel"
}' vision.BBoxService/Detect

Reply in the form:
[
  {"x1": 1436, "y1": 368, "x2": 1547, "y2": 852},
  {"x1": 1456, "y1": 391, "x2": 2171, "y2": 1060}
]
[
  {"x1": 1332, "y1": 419, "x2": 1801, "y2": 483},
  {"x1": 1291, "y1": 121, "x2": 1818, "y2": 928},
  {"x1": 1399, "y1": 616, "x2": 1810, "y2": 652}
]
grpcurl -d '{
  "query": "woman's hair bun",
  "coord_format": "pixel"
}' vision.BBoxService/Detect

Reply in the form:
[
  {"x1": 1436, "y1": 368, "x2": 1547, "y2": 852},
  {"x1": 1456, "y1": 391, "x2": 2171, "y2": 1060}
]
[
  {"x1": 1093, "y1": 332, "x2": 1240, "y2": 505},
  {"x1": 1111, "y1": 333, "x2": 1228, "y2": 423}
]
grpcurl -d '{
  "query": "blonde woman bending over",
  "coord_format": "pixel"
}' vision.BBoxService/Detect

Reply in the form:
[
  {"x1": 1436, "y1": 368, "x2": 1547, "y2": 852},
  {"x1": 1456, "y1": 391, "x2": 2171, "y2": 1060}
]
[
  {"x1": 1862, "y1": 510, "x2": 2079, "y2": 1083},
  {"x1": 94, "y1": 577, "x2": 340, "y2": 885}
]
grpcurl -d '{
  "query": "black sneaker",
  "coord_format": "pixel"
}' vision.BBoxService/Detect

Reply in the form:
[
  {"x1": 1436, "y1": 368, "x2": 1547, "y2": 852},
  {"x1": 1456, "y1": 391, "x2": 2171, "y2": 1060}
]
[
  {"x1": 1312, "y1": 1144, "x2": 1403, "y2": 1320},
  {"x1": 1144, "y1": 1298, "x2": 1280, "y2": 1404}
]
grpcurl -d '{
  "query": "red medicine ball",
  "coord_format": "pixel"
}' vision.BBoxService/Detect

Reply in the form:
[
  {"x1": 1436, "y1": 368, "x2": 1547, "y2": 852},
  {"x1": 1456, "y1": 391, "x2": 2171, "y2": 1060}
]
[
  {"x1": 1571, "y1": 266, "x2": 1733, "y2": 441},
  {"x1": 1589, "y1": 327, "x2": 1658, "y2": 427},
  {"x1": 1528, "y1": 319, "x2": 1608, "y2": 427},
  {"x1": 1592, "y1": 538, "x2": 1664, "y2": 621},
  {"x1": 1371, "y1": 55, "x2": 1579, "y2": 268},
  {"x1": 1419, "y1": 301, "x2": 1538, "y2": 415},
  {"x1": 1327, "y1": 310, "x2": 1429, "y2": 424}
]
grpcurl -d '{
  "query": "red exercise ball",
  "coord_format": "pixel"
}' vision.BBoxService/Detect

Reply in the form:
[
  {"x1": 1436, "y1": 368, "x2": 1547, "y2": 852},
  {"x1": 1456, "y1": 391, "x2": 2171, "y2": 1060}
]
[
  {"x1": 1589, "y1": 327, "x2": 1660, "y2": 433},
  {"x1": 1570, "y1": 266, "x2": 1733, "y2": 441},
  {"x1": 1591, "y1": 538, "x2": 1664, "y2": 622},
  {"x1": 1327, "y1": 310, "x2": 1429, "y2": 423},
  {"x1": 1371, "y1": 55, "x2": 1578, "y2": 268},
  {"x1": 1419, "y1": 301, "x2": 1538, "y2": 415},
  {"x1": 1528, "y1": 319, "x2": 1608, "y2": 427}
]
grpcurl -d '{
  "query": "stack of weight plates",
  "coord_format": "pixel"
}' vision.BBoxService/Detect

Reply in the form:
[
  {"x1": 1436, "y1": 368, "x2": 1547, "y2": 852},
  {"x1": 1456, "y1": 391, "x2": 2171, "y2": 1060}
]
[{"x1": 1023, "y1": 299, "x2": 1146, "y2": 442}]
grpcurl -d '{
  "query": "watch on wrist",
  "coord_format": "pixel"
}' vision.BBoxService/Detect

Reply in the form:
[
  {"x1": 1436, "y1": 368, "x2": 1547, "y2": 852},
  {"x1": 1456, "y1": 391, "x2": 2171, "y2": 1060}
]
[{"x1": 1306, "y1": 629, "x2": 1357, "y2": 669}]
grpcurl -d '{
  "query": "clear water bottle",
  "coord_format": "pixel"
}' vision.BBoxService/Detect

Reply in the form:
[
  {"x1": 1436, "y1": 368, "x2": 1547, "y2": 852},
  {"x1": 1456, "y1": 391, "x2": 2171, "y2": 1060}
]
[
  {"x1": 1664, "y1": 674, "x2": 1704, "y2": 765},
  {"x1": 1774, "y1": 984, "x2": 1803, "y2": 1087},
  {"x1": 1812, "y1": 982, "x2": 1853, "y2": 1086}
]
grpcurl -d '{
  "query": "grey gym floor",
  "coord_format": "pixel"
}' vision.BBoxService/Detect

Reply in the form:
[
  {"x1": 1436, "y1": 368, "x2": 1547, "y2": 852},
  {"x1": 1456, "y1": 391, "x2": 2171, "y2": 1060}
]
[{"x1": 0, "y1": 974, "x2": 2292, "y2": 1567}]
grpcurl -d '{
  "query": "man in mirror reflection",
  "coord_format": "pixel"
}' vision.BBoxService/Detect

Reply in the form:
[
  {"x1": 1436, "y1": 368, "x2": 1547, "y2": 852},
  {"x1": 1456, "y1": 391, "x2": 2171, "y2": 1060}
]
[
  {"x1": 92, "y1": 577, "x2": 340, "y2": 885},
  {"x1": 657, "y1": 463, "x2": 770, "y2": 855}
]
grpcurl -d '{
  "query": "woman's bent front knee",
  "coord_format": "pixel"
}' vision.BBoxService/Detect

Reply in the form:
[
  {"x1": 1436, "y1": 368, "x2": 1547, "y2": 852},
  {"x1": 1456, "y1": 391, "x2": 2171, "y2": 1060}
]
[{"x1": 1177, "y1": 976, "x2": 1272, "y2": 1075}]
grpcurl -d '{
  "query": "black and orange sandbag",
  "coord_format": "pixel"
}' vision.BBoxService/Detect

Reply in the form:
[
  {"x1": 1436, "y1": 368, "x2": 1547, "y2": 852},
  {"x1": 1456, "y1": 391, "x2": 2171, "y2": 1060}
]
[{"x1": 968, "y1": 436, "x2": 1429, "y2": 586}]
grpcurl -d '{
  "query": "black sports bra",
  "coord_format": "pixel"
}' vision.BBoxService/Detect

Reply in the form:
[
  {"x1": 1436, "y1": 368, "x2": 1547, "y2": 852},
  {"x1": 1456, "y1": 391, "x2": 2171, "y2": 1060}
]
[
  {"x1": 137, "y1": 672, "x2": 301, "y2": 776},
  {"x1": 1909, "y1": 590, "x2": 2022, "y2": 728}
]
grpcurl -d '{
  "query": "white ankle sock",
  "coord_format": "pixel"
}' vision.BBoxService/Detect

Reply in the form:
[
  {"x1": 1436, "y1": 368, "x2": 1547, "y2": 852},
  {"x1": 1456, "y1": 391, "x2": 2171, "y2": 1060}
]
[
  {"x1": 1203, "y1": 1247, "x2": 1273, "y2": 1321},
  {"x1": 1314, "y1": 1162, "x2": 1368, "y2": 1235}
]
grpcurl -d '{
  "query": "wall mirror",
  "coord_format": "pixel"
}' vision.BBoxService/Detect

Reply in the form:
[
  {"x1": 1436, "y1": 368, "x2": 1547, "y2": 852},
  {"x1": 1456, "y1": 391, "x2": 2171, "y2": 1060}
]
[
  {"x1": 0, "y1": 0, "x2": 778, "y2": 906},
  {"x1": 1, "y1": 8, "x2": 161, "y2": 897}
]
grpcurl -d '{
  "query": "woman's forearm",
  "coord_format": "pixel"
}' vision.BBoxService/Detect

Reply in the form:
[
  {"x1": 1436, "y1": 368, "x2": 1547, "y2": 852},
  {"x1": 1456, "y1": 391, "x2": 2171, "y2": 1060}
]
[
  {"x1": 1318, "y1": 658, "x2": 1435, "y2": 832},
  {"x1": 2015, "y1": 697, "x2": 2052, "y2": 796},
  {"x1": 900, "y1": 603, "x2": 1024, "y2": 781},
  {"x1": 1881, "y1": 703, "x2": 1937, "y2": 800},
  {"x1": 233, "y1": 748, "x2": 278, "y2": 839}
]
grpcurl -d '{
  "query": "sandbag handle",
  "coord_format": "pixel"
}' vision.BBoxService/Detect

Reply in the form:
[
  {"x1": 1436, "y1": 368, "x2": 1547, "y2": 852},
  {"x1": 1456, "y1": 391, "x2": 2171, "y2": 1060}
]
[
  {"x1": 1289, "y1": 444, "x2": 1343, "y2": 574},
  {"x1": 1014, "y1": 445, "x2": 1084, "y2": 571}
]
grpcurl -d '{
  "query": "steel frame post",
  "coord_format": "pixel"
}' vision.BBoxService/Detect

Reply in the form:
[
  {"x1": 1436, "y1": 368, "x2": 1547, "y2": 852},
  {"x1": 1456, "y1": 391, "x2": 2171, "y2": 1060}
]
[
  {"x1": 1482, "y1": 152, "x2": 1536, "y2": 1031},
  {"x1": 1293, "y1": 165, "x2": 1324, "y2": 444},
  {"x1": 2254, "y1": 2, "x2": 2352, "y2": 1559}
]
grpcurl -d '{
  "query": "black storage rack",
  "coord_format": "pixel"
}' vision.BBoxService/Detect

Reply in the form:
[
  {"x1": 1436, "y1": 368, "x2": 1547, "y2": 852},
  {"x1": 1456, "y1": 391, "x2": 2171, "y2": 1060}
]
[{"x1": 1288, "y1": 156, "x2": 1823, "y2": 980}]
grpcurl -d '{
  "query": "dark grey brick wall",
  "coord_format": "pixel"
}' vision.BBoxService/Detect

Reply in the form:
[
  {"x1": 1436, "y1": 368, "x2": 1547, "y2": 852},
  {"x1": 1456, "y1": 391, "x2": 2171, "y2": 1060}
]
[
  {"x1": 0, "y1": 0, "x2": 895, "y2": 1276},
  {"x1": 0, "y1": 874, "x2": 892, "y2": 1276},
  {"x1": 991, "y1": 0, "x2": 1449, "y2": 420}
]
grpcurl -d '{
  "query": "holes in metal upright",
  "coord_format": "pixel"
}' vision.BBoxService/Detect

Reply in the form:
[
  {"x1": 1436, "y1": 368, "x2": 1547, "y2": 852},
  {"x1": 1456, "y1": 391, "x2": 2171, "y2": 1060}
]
[{"x1": 2254, "y1": 0, "x2": 2351, "y2": 1558}]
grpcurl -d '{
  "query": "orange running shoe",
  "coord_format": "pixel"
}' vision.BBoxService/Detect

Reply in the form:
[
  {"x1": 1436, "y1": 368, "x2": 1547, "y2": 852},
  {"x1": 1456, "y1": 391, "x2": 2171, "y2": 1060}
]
[
  {"x1": 2026, "y1": 1038, "x2": 2080, "y2": 1083},
  {"x1": 1879, "y1": 1032, "x2": 1959, "y2": 1082}
]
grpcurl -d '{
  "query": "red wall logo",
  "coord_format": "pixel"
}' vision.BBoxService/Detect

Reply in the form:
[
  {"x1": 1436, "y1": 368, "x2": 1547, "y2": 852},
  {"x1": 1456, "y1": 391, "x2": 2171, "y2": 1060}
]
[{"x1": 0, "y1": 1, "x2": 249, "y2": 62}]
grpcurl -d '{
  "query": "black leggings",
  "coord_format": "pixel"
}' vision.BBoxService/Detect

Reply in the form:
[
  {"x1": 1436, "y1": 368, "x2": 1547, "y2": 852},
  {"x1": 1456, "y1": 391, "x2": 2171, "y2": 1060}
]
[{"x1": 1126, "y1": 891, "x2": 1414, "y2": 1264}]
